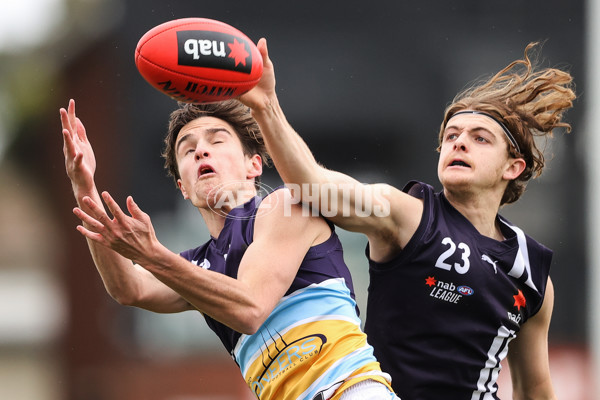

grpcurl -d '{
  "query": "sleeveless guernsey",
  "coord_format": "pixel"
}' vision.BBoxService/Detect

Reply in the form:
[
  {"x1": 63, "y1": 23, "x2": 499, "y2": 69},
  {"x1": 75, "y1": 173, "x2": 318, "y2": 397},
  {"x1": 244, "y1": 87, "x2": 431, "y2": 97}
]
[
  {"x1": 180, "y1": 192, "x2": 393, "y2": 400},
  {"x1": 365, "y1": 181, "x2": 551, "y2": 399}
]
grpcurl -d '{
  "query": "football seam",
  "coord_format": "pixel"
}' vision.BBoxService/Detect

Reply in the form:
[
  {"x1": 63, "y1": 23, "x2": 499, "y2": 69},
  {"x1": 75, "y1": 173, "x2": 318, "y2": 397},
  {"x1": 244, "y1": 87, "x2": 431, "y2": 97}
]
[{"x1": 136, "y1": 54, "x2": 260, "y2": 86}]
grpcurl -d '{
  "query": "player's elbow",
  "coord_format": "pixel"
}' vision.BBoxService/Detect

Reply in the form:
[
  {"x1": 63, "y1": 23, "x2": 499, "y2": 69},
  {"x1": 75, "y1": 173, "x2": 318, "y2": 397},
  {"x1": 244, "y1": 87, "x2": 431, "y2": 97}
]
[
  {"x1": 107, "y1": 286, "x2": 146, "y2": 308},
  {"x1": 235, "y1": 307, "x2": 269, "y2": 335},
  {"x1": 237, "y1": 323, "x2": 259, "y2": 336},
  {"x1": 511, "y1": 380, "x2": 557, "y2": 400},
  {"x1": 110, "y1": 291, "x2": 139, "y2": 307}
]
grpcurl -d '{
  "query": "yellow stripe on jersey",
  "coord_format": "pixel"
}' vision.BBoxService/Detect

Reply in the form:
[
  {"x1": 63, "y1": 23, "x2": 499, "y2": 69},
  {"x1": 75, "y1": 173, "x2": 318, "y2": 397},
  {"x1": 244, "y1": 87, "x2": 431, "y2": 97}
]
[
  {"x1": 329, "y1": 366, "x2": 394, "y2": 400},
  {"x1": 243, "y1": 319, "x2": 388, "y2": 400}
]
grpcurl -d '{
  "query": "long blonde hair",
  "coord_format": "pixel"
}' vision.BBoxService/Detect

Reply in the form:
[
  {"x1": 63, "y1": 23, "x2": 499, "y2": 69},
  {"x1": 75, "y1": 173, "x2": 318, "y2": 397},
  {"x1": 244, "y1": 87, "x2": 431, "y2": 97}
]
[{"x1": 438, "y1": 42, "x2": 576, "y2": 204}]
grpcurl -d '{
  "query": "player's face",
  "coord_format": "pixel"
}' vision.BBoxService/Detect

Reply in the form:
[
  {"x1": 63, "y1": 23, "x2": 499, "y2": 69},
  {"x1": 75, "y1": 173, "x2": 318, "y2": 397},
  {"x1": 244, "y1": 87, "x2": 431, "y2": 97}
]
[
  {"x1": 437, "y1": 112, "x2": 522, "y2": 196},
  {"x1": 174, "y1": 116, "x2": 261, "y2": 210}
]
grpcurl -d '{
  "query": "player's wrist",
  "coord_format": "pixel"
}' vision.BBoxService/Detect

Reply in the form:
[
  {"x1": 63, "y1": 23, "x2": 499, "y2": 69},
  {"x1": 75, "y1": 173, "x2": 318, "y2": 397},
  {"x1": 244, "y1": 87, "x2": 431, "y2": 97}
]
[
  {"x1": 135, "y1": 242, "x2": 177, "y2": 275},
  {"x1": 72, "y1": 183, "x2": 98, "y2": 203},
  {"x1": 250, "y1": 93, "x2": 284, "y2": 123}
]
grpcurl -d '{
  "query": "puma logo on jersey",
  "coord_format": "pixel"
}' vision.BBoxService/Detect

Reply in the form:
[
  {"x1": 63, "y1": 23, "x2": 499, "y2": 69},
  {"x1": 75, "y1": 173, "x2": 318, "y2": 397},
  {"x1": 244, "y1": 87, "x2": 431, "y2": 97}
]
[{"x1": 481, "y1": 254, "x2": 498, "y2": 274}]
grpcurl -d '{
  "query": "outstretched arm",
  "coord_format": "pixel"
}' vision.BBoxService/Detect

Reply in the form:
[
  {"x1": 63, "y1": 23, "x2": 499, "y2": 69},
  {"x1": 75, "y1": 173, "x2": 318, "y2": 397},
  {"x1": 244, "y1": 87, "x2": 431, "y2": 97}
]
[
  {"x1": 61, "y1": 100, "x2": 190, "y2": 312},
  {"x1": 238, "y1": 40, "x2": 369, "y2": 232},
  {"x1": 75, "y1": 188, "x2": 329, "y2": 334},
  {"x1": 239, "y1": 40, "x2": 423, "y2": 260},
  {"x1": 507, "y1": 277, "x2": 557, "y2": 400}
]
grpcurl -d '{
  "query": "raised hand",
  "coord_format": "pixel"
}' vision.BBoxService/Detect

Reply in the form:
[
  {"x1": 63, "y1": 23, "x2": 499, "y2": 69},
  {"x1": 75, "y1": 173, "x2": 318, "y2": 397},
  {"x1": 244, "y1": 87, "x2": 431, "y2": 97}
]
[
  {"x1": 73, "y1": 191, "x2": 161, "y2": 266},
  {"x1": 238, "y1": 38, "x2": 277, "y2": 111},
  {"x1": 60, "y1": 99, "x2": 96, "y2": 192}
]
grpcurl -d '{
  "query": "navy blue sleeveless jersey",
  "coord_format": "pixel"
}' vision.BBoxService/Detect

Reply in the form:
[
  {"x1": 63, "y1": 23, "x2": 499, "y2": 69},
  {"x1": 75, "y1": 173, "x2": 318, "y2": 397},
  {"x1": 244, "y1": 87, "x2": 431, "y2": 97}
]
[
  {"x1": 364, "y1": 181, "x2": 552, "y2": 399},
  {"x1": 179, "y1": 192, "x2": 393, "y2": 400}
]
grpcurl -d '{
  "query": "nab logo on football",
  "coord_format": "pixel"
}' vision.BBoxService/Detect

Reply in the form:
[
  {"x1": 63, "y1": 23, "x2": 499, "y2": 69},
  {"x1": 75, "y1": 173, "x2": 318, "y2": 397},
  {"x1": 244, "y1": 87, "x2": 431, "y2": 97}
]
[
  {"x1": 135, "y1": 18, "x2": 262, "y2": 103},
  {"x1": 177, "y1": 31, "x2": 252, "y2": 74}
]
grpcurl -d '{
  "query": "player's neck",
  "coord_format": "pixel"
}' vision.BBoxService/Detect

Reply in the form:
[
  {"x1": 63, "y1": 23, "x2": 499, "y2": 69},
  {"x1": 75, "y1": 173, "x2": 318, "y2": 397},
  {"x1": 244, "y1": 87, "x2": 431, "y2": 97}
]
[
  {"x1": 199, "y1": 209, "x2": 227, "y2": 238},
  {"x1": 444, "y1": 189, "x2": 503, "y2": 240},
  {"x1": 198, "y1": 187, "x2": 258, "y2": 238}
]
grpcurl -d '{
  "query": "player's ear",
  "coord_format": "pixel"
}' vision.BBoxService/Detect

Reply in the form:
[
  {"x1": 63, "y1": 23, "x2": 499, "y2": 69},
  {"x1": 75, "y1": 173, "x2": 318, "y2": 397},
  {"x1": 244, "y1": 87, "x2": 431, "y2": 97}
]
[
  {"x1": 177, "y1": 179, "x2": 190, "y2": 200},
  {"x1": 503, "y1": 157, "x2": 526, "y2": 181},
  {"x1": 246, "y1": 154, "x2": 262, "y2": 180}
]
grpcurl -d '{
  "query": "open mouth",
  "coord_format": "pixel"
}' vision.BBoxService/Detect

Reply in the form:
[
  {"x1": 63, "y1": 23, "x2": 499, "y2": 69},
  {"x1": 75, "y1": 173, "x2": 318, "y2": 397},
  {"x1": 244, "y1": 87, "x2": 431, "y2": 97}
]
[
  {"x1": 198, "y1": 165, "x2": 215, "y2": 177},
  {"x1": 450, "y1": 160, "x2": 470, "y2": 167}
]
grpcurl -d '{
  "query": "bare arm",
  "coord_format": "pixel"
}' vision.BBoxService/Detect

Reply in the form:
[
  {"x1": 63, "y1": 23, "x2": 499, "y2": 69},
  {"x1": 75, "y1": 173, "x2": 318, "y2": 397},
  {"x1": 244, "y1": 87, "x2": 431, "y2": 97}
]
[
  {"x1": 61, "y1": 100, "x2": 189, "y2": 312},
  {"x1": 75, "y1": 188, "x2": 328, "y2": 334},
  {"x1": 507, "y1": 277, "x2": 557, "y2": 400},
  {"x1": 239, "y1": 40, "x2": 423, "y2": 260}
]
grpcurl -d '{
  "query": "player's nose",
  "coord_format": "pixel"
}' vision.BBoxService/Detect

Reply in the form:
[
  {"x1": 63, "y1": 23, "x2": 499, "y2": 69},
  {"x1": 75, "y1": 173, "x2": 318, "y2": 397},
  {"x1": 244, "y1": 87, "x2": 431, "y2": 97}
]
[
  {"x1": 453, "y1": 133, "x2": 468, "y2": 151},
  {"x1": 195, "y1": 146, "x2": 210, "y2": 160}
]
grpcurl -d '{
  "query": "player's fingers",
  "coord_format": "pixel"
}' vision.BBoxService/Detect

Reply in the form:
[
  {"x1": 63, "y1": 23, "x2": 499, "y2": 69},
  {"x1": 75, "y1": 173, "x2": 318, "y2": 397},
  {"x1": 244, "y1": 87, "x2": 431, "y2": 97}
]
[
  {"x1": 75, "y1": 118, "x2": 87, "y2": 141},
  {"x1": 73, "y1": 151, "x2": 84, "y2": 168},
  {"x1": 60, "y1": 108, "x2": 73, "y2": 133},
  {"x1": 68, "y1": 99, "x2": 77, "y2": 134},
  {"x1": 126, "y1": 196, "x2": 148, "y2": 221},
  {"x1": 81, "y1": 196, "x2": 112, "y2": 225},
  {"x1": 257, "y1": 38, "x2": 268, "y2": 57},
  {"x1": 62, "y1": 128, "x2": 75, "y2": 157},
  {"x1": 258, "y1": 38, "x2": 273, "y2": 68},
  {"x1": 75, "y1": 224, "x2": 108, "y2": 246},
  {"x1": 101, "y1": 191, "x2": 128, "y2": 222},
  {"x1": 73, "y1": 207, "x2": 105, "y2": 232}
]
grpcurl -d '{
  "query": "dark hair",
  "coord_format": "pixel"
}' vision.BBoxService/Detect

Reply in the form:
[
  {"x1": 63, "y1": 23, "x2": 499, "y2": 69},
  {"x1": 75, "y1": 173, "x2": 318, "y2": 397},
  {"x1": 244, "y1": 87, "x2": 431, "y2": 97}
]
[
  {"x1": 438, "y1": 42, "x2": 576, "y2": 205},
  {"x1": 162, "y1": 100, "x2": 270, "y2": 189}
]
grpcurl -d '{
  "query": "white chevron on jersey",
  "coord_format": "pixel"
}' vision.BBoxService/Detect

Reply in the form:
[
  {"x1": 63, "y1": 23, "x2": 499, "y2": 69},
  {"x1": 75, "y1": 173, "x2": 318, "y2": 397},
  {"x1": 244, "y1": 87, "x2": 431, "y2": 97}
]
[{"x1": 500, "y1": 220, "x2": 539, "y2": 292}]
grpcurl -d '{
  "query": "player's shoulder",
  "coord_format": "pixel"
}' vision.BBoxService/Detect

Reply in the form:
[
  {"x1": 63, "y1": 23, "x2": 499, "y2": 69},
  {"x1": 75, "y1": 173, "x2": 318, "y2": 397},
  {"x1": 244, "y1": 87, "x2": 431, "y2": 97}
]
[
  {"x1": 256, "y1": 187, "x2": 321, "y2": 223},
  {"x1": 358, "y1": 182, "x2": 425, "y2": 257},
  {"x1": 371, "y1": 181, "x2": 425, "y2": 224},
  {"x1": 367, "y1": 181, "x2": 428, "y2": 204},
  {"x1": 257, "y1": 186, "x2": 293, "y2": 213},
  {"x1": 255, "y1": 187, "x2": 329, "y2": 241}
]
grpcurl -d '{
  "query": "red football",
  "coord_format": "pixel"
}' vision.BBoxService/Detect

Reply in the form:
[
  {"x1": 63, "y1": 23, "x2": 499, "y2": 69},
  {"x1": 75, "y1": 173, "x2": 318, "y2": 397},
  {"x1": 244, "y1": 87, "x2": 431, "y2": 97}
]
[{"x1": 135, "y1": 18, "x2": 263, "y2": 103}]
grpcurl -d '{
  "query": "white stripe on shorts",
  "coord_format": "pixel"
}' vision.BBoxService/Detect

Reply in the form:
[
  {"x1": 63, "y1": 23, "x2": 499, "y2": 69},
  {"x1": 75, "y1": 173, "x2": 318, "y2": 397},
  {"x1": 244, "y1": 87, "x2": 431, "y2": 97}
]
[{"x1": 338, "y1": 379, "x2": 401, "y2": 400}]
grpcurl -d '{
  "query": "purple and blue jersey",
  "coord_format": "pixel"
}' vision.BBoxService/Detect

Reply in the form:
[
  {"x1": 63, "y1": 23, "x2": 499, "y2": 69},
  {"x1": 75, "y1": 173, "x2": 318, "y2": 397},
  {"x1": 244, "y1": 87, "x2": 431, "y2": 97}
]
[{"x1": 180, "y1": 192, "x2": 393, "y2": 400}]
